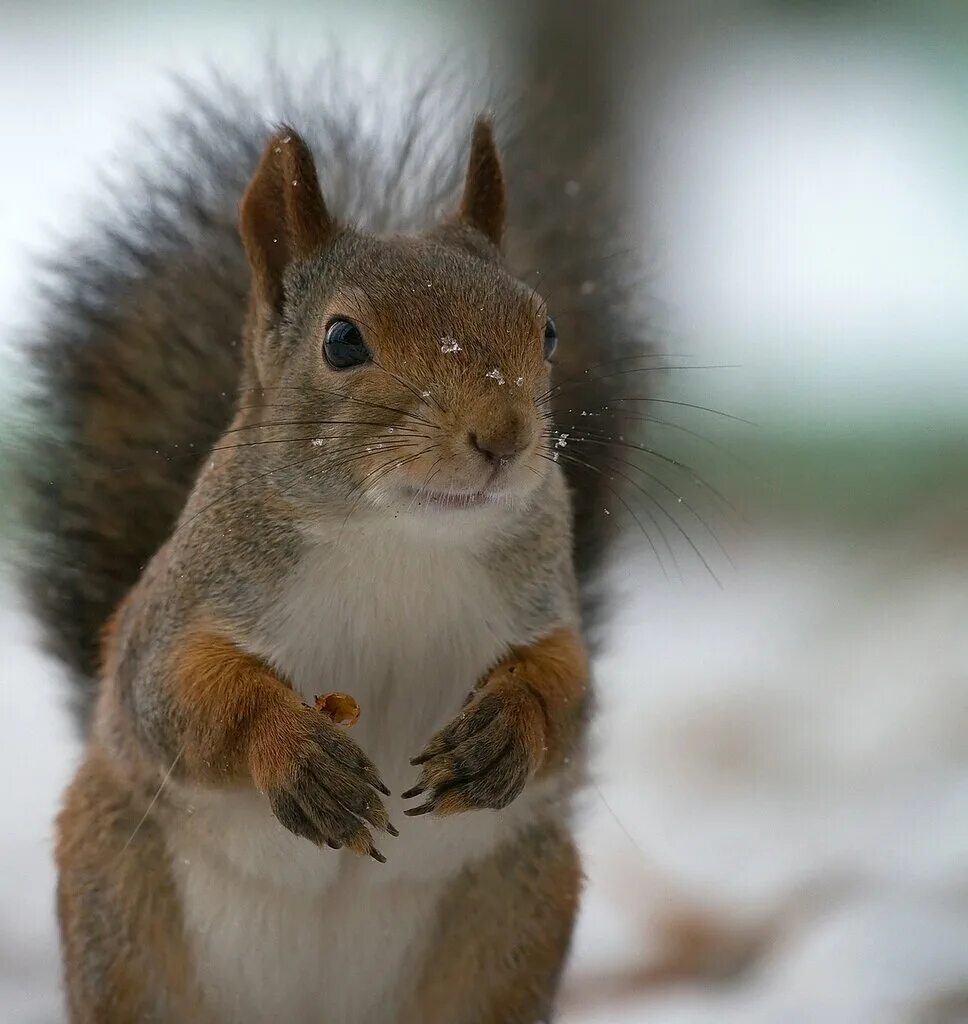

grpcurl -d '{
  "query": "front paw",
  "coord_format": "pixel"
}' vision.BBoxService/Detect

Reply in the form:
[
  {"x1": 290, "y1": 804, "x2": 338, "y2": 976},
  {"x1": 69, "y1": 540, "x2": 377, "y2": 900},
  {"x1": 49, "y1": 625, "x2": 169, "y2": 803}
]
[
  {"x1": 254, "y1": 707, "x2": 396, "y2": 861},
  {"x1": 403, "y1": 678, "x2": 547, "y2": 816}
]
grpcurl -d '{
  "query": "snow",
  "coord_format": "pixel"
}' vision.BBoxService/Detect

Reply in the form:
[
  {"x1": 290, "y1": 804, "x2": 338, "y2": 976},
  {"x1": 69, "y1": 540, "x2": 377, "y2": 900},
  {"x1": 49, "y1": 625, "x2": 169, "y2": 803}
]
[
  {"x1": 1, "y1": 529, "x2": 966, "y2": 1022},
  {"x1": 0, "y1": 578, "x2": 77, "y2": 1024},
  {"x1": 556, "y1": 534, "x2": 968, "y2": 1022}
]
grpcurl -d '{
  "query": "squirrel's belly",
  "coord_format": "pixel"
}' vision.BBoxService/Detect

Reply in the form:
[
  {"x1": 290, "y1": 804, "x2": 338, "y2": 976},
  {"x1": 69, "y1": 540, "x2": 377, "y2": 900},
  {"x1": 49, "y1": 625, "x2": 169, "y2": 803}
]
[
  {"x1": 169, "y1": 836, "x2": 441, "y2": 1024},
  {"x1": 166, "y1": 782, "x2": 564, "y2": 1022},
  {"x1": 163, "y1": 534, "x2": 567, "y2": 1020}
]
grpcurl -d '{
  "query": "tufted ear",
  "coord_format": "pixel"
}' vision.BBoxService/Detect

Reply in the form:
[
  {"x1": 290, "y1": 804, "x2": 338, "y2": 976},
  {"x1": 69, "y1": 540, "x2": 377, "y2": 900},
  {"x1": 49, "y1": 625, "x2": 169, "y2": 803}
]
[
  {"x1": 240, "y1": 127, "x2": 335, "y2": 313},
  {"x1": 456, "y1": 115, "x2": 506, "y2": 248}
]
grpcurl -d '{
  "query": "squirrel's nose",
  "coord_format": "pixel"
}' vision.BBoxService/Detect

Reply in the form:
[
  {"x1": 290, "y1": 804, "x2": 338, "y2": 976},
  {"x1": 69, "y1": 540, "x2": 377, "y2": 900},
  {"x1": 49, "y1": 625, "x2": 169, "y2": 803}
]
[{"x1": 468, "y1": 429, "x2": 527, "y2": 466}]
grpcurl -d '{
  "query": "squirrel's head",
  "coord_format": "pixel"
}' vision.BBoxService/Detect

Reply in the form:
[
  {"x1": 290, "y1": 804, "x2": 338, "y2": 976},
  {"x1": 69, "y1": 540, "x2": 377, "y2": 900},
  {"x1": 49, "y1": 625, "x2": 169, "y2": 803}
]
[{"x1": 236, "y1": 116, "x2": 561, "y2": 532}]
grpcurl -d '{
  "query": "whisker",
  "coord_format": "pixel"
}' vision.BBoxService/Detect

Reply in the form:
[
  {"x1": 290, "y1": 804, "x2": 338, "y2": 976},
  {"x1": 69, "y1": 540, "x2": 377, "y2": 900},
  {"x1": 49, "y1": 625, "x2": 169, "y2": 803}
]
[
  {"x1": 555, "y1": 430, "x2": 740, "y2": 519},
  {"x1": 264, "y1": 443, "x2": 431, "y2": 541},
  {"x1": 535, "y1": 351, "x2": 690, "y2": 403},
  {"x1": 567, "y1": 443, "x2": 735, "y2": 568},
  {"x1": 266, "y1": 440, "x2": 419, "y2": 506},
  {"x1": 536, "y1": 450, "x2": 675, "y2": 582},
  {"x1": 119, "y1": 746, "x2": 184, "y2": 856},
  {"x1": 225, "y1": 415, "x2": 431, "y2": 435},
  {"x1": 538, "y1": 416, "x2": 680, "y2": 576},
  {"x1": 210, "y1": 434, "x2": 429, "y2": 454},
  {"x1": 405, "y1": 455, "x2": 445, "y2": 513},
  {"x1": 538, "y1": 364, "x2": 740, "y2": 405},
  {"x1": 337, "y1": 448, "x2": 431, "y2": 539},
  {"x1": 575, "y1": 397, "x2": 756, "y2": 425},
  {"x1": 170, "y1": 449, "x2": 338, "y2": 541},
  {"x1": 325, "y1": 443, "x2": 422, "y2": 472},
  {"x1": 549, "y1": 448, "x2": 723, "y2": 587},
  {"x1": 236, "y1": 386, "x2": 440, "y2": 430},
  {"x1": 554, "y1": 411, "x2": 751, "y2": 472}
]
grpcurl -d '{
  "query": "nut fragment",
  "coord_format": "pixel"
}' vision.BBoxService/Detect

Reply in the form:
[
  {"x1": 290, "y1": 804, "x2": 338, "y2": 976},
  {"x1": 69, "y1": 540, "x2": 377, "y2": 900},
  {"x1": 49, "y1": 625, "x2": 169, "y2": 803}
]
[{"x1": 314, "y1": 692, "x2": 361, "y2": 727}]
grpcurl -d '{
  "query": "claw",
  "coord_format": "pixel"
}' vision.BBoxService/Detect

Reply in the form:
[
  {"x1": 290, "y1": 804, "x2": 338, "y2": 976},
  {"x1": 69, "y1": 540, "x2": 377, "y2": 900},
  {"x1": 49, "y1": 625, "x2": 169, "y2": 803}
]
[
  {"x1": 411, "y1": 739, "x2": 451, "y2": 766},
  {"x1": 401, "y1": 784, "x2": 425, "y2": 800},
  {"x1": 386, "y1": 822, "x2": 400, "y2": 837},
  {"x1": 404, "y1": 798, "x2": 436, "y2": 817},
  {"x1": 369, "y1": 847, "x2": 387, "y2": 864}
]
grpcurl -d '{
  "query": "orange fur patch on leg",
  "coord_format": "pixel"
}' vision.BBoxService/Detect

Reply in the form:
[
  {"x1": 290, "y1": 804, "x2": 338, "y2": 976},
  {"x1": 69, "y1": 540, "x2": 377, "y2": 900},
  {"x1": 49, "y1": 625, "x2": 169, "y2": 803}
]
[
  {"x1": 487, "y1": 625, "x2": 589, "y2": 773},
  {"x1": 164, "y1": 626, "x2": 391, "y2": 856},
  {"x1": 167, "y1": 626, "x2": 307, "y2": 786}
]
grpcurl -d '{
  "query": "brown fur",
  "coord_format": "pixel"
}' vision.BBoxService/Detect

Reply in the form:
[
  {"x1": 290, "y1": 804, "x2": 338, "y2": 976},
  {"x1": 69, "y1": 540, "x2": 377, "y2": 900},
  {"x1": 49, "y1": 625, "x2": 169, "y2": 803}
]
[
  {"x1": 56, "y1": 747, "x2": 208, "y2": 1023},
  {"x1": 402, "y1": 823, "x2": 582, "y2": 1023}
]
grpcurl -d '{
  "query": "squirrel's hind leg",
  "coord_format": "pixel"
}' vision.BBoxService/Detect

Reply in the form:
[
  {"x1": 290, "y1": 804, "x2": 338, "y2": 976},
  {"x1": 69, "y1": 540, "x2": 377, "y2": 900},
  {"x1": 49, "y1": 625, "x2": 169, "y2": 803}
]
[
  {"x1": 55, "y1": 748, "x2": 210, "y2": 1024},
  {"x1": 402, "y1": 821, "x2": 581, "y2": 1024}
]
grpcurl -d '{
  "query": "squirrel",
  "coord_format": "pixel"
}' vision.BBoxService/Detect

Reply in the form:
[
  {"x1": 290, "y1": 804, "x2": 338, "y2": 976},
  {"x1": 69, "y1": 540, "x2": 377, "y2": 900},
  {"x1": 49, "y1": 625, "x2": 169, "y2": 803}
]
[{"x1": 21, "y1": 68, "x2": 646, "y2": 1024}]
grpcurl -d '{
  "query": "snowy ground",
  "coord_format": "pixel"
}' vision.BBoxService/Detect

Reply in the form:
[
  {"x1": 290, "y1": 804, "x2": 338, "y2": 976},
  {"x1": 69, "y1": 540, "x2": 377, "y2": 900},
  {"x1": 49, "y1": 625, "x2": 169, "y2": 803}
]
[{"x1": 2, "y1": 530, "x2": 966, "y2": 1023}]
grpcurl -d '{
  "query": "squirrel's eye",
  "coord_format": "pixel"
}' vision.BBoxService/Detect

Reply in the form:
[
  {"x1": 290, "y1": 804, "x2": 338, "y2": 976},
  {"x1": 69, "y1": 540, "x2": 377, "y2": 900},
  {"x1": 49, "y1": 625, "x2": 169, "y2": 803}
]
[
  {"x1": 323, "y1": 319, "x2": 370, "y2": 369},
  {"x1": 543, "y1": 317, "x2": 558, "y2": 360}
]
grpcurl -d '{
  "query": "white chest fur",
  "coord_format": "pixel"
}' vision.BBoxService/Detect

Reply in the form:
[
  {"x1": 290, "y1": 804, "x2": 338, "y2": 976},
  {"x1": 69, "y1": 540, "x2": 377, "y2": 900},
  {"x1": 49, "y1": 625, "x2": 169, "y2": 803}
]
[
  {"x1": 168, "y1": 528, "x2": 555, "y2": 1023},
  {"x1": 261, "y1": 528, "x2": 515, "y2": 781}
]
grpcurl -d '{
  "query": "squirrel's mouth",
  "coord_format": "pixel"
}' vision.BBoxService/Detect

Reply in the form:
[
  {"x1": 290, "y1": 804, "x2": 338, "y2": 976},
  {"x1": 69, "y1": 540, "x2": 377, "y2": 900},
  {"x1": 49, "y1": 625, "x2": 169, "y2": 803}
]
[{"x1": 400, "y1": 486, "x2": 501, "y2": 510}]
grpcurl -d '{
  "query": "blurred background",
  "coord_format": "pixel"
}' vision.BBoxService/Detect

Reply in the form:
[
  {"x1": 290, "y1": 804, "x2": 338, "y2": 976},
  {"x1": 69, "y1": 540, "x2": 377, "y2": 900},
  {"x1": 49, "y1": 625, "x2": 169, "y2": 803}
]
[{"x1": 1, "y1": 1, "x2": 966, "y2": 1021}]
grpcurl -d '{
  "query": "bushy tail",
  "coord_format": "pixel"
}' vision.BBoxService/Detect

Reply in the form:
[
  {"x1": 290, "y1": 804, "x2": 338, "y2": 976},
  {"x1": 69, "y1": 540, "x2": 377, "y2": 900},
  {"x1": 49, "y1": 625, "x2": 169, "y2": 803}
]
[{"x1": 19, "y1": 63, "x2": 647, "y2": 727}]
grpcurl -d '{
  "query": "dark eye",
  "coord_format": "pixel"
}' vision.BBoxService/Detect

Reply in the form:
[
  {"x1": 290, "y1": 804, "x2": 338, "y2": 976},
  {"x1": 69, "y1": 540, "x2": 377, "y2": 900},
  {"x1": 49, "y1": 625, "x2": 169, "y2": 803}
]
[
  {"x1": 323, "y1": 319, "x2": 370, "y2": 369},
  {"x1": 543, "y1": 317, "x2": 558, "y2": 360}
]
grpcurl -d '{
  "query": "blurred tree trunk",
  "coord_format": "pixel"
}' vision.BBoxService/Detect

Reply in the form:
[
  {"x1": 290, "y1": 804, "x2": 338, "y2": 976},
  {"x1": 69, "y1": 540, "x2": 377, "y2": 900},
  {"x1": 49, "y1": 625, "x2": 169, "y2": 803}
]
[
  {"x1": 503, "y1": 0, "x2": 701, "y2": 215},
  {"x1": 512, "y1": 0, "x2": 638, "y2": 166},
  {"x1": 495, "y1": 0, "x2": 677, "y2": 631}
]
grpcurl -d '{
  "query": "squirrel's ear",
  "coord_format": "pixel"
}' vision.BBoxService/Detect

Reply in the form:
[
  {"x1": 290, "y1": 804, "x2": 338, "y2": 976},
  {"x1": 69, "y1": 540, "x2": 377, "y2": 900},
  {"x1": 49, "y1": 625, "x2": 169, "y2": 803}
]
[
  {"x1": 456, "y1": 115, "x2": 506, "y2": 248},
  {"x1": 240, "y1": 128, "x2": 335, "y2": 313}
]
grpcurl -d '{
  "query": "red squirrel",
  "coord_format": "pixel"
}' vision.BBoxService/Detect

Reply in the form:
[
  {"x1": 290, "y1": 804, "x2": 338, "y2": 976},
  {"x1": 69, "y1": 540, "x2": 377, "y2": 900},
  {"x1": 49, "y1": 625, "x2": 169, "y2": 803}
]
[{"x1": 22, "y1": 68, "x2": 647, "y2": 1023}]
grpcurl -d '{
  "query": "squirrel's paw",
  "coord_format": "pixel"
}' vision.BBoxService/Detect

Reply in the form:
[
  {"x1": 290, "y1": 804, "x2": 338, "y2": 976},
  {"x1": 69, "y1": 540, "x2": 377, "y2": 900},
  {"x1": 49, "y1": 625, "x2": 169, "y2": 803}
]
[
  {"x1": 257, "y1": 708, "x2": 396, "y2": 862},
  {"x1": 403, "y1": 674, "x2": 546, "y2": 816}
]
